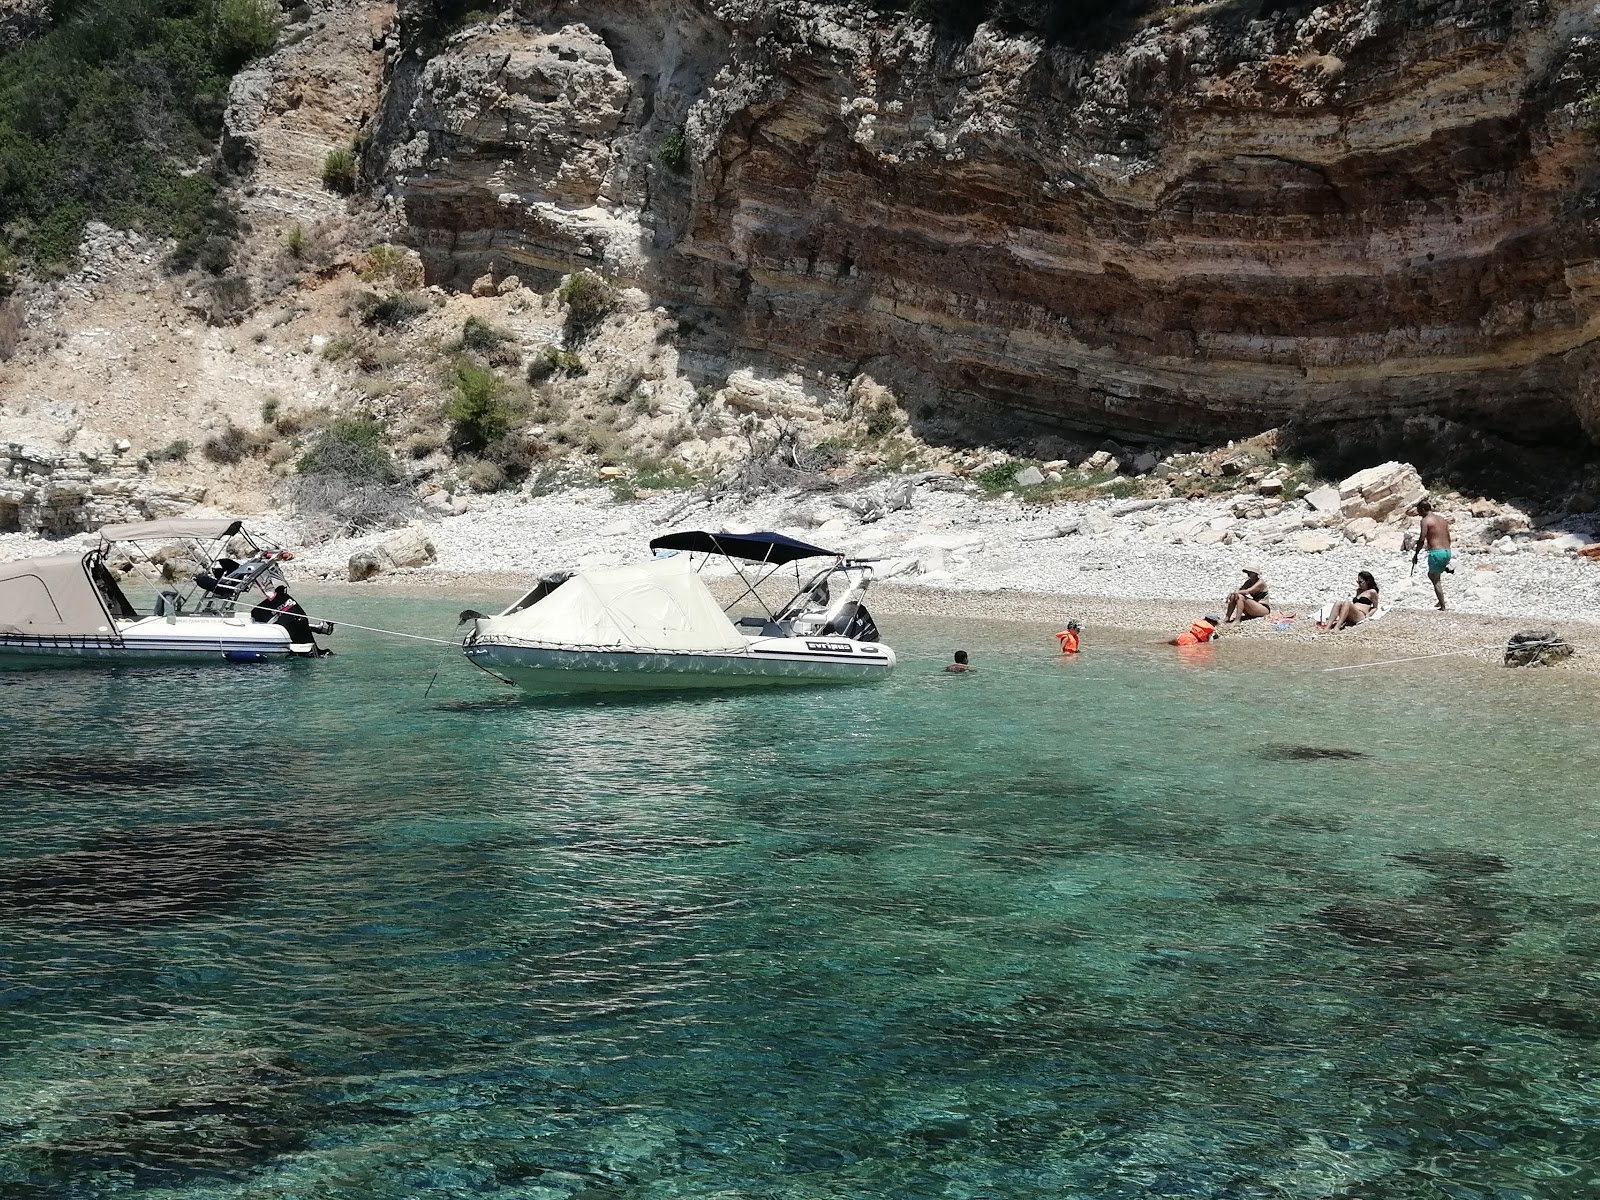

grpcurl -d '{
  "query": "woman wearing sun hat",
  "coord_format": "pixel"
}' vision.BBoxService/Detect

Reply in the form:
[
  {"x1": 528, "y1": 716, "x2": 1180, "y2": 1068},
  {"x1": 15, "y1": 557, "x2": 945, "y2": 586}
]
[{"x1": 1223, "y1": 566, "x2": 1270, "y2": 624}]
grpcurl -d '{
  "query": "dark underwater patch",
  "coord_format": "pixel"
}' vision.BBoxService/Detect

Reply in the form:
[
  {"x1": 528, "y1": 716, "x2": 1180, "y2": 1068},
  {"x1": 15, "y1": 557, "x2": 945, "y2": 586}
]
[
  {"x1": 1315, "y1": 897, "x2": 1515, "y2": 953},
  {"x1": 0, "y1": 751, "x2": 213, "y2": 793},
  {"x1": 0, "y1": 824, "x2": 307, "y2": 922},
  {"x1": 1393, "y1": 849, "x2": 1512, "y2": 879},
  {"x1": 1262, "y1": 745, "x2": 1371, "y2": 761}
]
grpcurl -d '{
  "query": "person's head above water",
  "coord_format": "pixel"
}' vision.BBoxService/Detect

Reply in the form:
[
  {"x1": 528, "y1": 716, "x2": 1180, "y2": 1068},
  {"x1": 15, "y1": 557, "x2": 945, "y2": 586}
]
[
  {"x1": 1066, "y1": 620, "x2": 1080, "y2": 632},
  {"x1": 952, "y1": 650, "x2": 968, "y2": 664}
]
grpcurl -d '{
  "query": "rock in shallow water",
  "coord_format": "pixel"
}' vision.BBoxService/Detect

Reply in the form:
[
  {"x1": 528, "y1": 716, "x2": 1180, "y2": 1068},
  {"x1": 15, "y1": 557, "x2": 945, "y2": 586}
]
[{"x1": 1504, "y1": 628, "x2": 1574, "y2": 667}]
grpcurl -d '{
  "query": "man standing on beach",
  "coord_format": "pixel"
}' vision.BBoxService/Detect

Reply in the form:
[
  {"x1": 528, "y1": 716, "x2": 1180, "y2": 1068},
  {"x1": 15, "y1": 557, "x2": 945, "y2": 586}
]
[{"x1": 1412, "y1": 499, "x2": 1453, "y2": 610}]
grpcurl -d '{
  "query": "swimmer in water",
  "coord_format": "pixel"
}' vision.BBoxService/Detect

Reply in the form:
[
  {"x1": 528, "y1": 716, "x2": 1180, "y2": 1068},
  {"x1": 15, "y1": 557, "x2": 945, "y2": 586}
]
[{"x1": 944, "y1": 650, "x2": 972, "y2": 673}]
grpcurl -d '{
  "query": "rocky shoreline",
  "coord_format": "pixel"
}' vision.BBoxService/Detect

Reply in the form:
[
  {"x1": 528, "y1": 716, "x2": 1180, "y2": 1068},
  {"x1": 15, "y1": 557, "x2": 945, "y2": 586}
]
[{"x1": 6, "y1": 459, "x2": 1596, "y2": 671}]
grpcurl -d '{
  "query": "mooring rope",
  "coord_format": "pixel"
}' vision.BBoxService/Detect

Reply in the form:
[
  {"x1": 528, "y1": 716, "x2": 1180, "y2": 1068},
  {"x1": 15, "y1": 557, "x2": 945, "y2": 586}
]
[{"x1": 1321, "y1": 643, "x2": 1507, "y2": 673}]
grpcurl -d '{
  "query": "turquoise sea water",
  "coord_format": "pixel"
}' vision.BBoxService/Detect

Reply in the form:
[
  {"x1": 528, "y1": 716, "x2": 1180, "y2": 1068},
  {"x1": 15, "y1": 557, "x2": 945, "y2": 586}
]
[{"x1": 3, "y1": 595, "x2": 1600, "y2": 1199}]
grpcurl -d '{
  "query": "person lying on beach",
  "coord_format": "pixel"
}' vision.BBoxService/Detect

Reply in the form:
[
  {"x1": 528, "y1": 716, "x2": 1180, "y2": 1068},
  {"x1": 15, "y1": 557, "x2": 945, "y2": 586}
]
[
  {"x1": 1320, "y1": 571, "x2": 1380, "y2": 633},
  {"x1": 1169, "y1": 616, "x2": 1222, "y2": 646},
  {"x1": 944, "y1": 650, "x2": 972, "y2": 673},
  {"x1": 1223, "y1": 568, "x2": 1270, "y2": 623}
]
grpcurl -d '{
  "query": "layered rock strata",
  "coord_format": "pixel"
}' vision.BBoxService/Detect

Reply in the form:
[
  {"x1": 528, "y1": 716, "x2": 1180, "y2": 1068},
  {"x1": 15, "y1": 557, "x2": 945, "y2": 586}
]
[
  {"x1": 0, "y1": 444, "x2": 205, "y2": 537},
  {"x1": 362, "y1": 0, "x2": 1600, "y2": 447}
]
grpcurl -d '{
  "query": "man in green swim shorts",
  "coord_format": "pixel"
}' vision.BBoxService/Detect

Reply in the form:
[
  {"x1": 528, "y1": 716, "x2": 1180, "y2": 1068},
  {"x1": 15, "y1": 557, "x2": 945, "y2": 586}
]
[{"x1": 1412, "y1": 499, "x2": 1453, "y2": 610}]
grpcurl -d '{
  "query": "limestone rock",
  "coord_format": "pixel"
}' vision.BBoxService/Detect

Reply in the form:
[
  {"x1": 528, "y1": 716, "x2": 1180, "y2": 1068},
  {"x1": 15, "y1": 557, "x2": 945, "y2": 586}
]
[
  {"x1": 1504, "y1": 629, "x2": 1574, "y2": 668},
  {"x1": 1131, "y1": 451, "x2": 1158, "y2": 475},
  {"x1": 1304, "y1": 485, "x2": 1342, "y2": 515},
  {"x1": 1338, "y1": 462, "x2": 1426, "y2": 522},
  {"x1": 1013, "y1": 465, "x2": 1046, "y2": 487},
  {"x1": 1289, "y1": 531, "x2": 1340, "y2": 553},
  {"x1": 1082, "y1": 510, "x2": 1115, "y2": 536},
  {"x1": 380, "y1": 527, "x2": 437, "y2": 569},
  {"x1": 347, "y1": 551, "x2": 384, "y2": 582},
  {"x1": 1342, "y1": 517, "x2": 1379, "y2": 543},
  {"x1": 471, "y1": 273, "x2": 497, "y2": 297}
]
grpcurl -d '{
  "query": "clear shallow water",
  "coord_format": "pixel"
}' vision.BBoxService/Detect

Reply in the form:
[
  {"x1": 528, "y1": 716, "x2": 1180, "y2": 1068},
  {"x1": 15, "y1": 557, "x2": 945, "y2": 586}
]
[{"x1": 3, "y1": 596, "x2": 1600, "y2": 1199}]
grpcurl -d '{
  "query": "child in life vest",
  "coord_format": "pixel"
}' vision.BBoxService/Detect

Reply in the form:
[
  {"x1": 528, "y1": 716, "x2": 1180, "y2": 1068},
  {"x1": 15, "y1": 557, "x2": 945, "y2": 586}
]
[
  {"x1": 1055, "y1": 621, "x2": 1081, "y2": 654},
  {"x1": 1169, "y1": 615, "x2": 1222, "y2": 646}
]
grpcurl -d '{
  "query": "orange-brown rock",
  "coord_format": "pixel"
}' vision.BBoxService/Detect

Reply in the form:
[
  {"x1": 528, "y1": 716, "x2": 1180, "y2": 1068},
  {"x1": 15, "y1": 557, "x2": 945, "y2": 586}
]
[{"x1": 369, "y1": 0, "x2": 1600, "y2": 447}]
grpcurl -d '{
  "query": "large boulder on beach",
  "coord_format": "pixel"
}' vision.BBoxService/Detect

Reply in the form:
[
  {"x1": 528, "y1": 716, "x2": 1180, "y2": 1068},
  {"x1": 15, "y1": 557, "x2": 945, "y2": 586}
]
[
  {"x1": 347, "y1": 528, "x2": 437, "y2": 582},
  {"x1": 1504, "y1": 629, "x2": 1574, "y2": 667},
  {"x1": 379, "y1": 527, "x2": 437, "y2": 569},
  {"x1": 1338, "y1": 462, "x2": 1426, "y2": 522}
]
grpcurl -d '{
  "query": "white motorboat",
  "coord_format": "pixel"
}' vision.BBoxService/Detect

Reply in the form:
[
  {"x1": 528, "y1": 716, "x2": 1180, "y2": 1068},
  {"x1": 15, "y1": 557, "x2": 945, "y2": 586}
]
[
  {"x1": 462, "y1": 530, "x2": 895, "y2": 694},
  {"x1": 0, "y1": 518, "x2": 330, "y2": 667}
]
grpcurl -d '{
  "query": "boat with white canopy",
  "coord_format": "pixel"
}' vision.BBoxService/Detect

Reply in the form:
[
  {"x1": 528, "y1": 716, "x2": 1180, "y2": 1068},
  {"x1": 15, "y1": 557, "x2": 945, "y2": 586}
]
[
  {"x1": 461, "y1": 530, "x2": 894, "y2": 694},
  {"x1": 0, "y1": 518, "x2": 328, "y2": 666}
]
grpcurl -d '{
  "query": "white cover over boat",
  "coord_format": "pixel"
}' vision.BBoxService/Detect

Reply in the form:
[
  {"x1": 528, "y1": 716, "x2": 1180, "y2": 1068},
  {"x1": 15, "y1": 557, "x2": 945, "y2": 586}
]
[
  {"x1": 479, "y1": 558, "x2": 747, "y2": 653},
  {"x1": 464, "y1": 554, "x2": 895, "y2": 693}
]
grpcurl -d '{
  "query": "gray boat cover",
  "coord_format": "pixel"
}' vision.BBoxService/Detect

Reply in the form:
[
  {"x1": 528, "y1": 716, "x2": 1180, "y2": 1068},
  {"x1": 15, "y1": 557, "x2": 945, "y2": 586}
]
[
  {"x1": 480, "y1": 556, "x2": 745, "y2": 652},
  {"x1": 0, "y1": 552, "x2": 115, "y2": 637},
  {"x1": 99, "y1": 518, "x2": 243, "y2": 541}
]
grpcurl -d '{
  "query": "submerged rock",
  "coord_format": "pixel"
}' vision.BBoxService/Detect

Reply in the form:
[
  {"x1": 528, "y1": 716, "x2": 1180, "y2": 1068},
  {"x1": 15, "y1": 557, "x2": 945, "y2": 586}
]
[{"x1": 1504, "y1": 628, "x2": 1574, "y2": 667}]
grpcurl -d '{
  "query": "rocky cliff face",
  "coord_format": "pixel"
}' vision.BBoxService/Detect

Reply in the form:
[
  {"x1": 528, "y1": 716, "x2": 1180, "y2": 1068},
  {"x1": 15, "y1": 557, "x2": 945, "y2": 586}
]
[{"x1": 368, "y1": 0, "x2": 1600, "y2": 451}]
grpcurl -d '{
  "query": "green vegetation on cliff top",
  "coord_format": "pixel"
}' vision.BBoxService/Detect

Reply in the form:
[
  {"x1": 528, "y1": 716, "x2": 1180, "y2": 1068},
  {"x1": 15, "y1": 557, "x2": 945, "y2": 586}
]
[{"x1": 0, "y1": 0, "x2": 278, "y2": 270}]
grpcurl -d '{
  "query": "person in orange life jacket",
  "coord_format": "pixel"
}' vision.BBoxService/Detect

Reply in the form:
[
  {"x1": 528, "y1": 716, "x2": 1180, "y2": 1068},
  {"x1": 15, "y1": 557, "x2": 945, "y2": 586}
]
[
  {"x1": 252, "y1": 584, "x2": 331, "y2": 655},
  {"x1": 1055, "y1": 621, "x2": 1081, "y2": 653},
  {"x1": 1169, "y1": 615, "x2": 1222, "y2": 646}
]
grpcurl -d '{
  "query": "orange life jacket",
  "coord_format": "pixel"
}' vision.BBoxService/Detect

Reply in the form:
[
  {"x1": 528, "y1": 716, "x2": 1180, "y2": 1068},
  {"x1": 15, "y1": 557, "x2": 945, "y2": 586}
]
[
  {"x1": 1174, "y1": 619, "x2": 1216, "y2": 646},
  {"x1": 1055, "y1": 629, "x2": 1080, "y2": 654}
]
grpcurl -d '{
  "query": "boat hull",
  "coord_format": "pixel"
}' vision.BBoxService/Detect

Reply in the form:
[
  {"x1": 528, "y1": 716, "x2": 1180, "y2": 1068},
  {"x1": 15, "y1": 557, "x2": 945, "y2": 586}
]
[
  {"x1": 0, "y1": 617, "x2": 302, "y2": 669},
  {"x1": 465, "y1": 637, "x2": 895, "y2": 694}
]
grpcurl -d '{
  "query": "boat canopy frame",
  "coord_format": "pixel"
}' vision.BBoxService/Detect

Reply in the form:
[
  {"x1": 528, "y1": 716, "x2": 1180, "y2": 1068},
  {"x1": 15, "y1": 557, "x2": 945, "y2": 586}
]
[
  {"x1": 96, "y1": 518, "x2": 291, "y2": 616},
  {"x1": 648, "y1": 530, "x2": 844, "y2": 621}
]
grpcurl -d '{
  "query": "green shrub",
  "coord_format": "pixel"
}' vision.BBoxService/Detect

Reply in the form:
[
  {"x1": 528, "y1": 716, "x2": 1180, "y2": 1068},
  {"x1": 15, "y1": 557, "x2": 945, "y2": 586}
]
[
  {"x1": 0, "y1": 0, "x2": 262, "y2": 271},
  {"x1": 284, "y1": 224, "x2": 306, "y2": 259},
  {"x1": 260, "y1": 396, "x2": 280, "y2": 424},
  {"x1": 321, "y1": 147, "x2": 360, "y2": 194},
  {"x1": 445, "y1": 362, "x2": 517, "y2": 453},
  {"x1": 321, "y1": 337, "x2": 352, "y2": 361},
  {"x1": 526, "y1": 345, "x2": 585, "y2": 381},
  {"x1": 458, "y1": 315, "x2": 512, "y2": 352},
  {"x1": 216, "y1": 0, "x2": 281, "y2": 70},
  {"x1": 202, "y1": 424, "x2": 254, "y2": 464},
  {"x1": 146, "y1": 439, "x2": 192, "y2": 464},
  {"x1": 358, "y1": 244, "x2": 419, "y2": 285},
  {"x1": 558, "y1": 270, "x2": 617, "y2": 337},
  {"x1": 658, "y1": 128, "x2": 688, "y2": 172},
  {"x1": 458, "y1": 458, "x2": 508, "y2": 493},
  {"x1": 358, "y1": 291, "x2": 428, "y2": 328},
  {"x1": 297, "y1": 416, "x2": 399, "y2": 483}
]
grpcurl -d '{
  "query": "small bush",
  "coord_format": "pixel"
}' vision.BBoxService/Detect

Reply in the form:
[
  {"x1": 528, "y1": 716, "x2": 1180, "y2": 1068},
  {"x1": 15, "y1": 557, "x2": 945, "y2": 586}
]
[
  {"x1": 558, "y1": 270, "x2": 617, "y2": 338},
  {"x1": 203, "y1": 425, "x2": 254, "y2": 465},
  {"x1": 358, "y1": 244, "x2": 421, "y2": 287},
  {"x1": 358, "y1": 292, "x2": 429, "y2": 328},
  {"x1": 405, "y1": 430, "x2": 446, "y2": 459},
  {"x1": 321, "y1": 338, "x2": 352, "y2": 361},
  {"x1": 445, "y1": 362, "x2": 517, "y2": 453},
  {"x1": 217, "y1": 0, "x2": 281, "y2": 70},
  {"x1": 658, "y1": 128, "x2": 688, "y2": 172},
  {"x1": 297, "y1": 416, "x2": 400, "y2": 483},
  {"x1": 526, "y1": 345, "x2": 585, "y2": 381},
  {"x1": 146, "y1": 439, "x2": 191, "y2": 465},
  {"x1": 284, "y1": 224, "x2": 306, "y2": 259},
  {"x1": 322, "y1": 148, "x2": 360, "y2": 194},
  {"x1": 862, "y1": 396, "x2": 905, "y2": 439},
  {"x1": 260, "y1": 396, "x2": 281, "y2": 424},
  {"x1": 458, "y1": 316, "x2": 513, "y2": 352},
  {"x1": 458, "y1": 459, "x2": 508, "y2": 493},
  {"x1": 0, "y1": 299, "x2": 21, "y2": 362},
  {"x1": 204, "y1": 275, "x2": 253, "y2": 324}
]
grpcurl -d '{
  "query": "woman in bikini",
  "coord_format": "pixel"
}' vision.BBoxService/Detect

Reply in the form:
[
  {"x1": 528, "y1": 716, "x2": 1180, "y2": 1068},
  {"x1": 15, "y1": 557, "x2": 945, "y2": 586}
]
[
  {"x1": 1223, "y1": 568, "x2": 1271, "y2": 624},
  {"x1": 1321, "y1": 571, "x2": 1380, "y2": 633}
]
